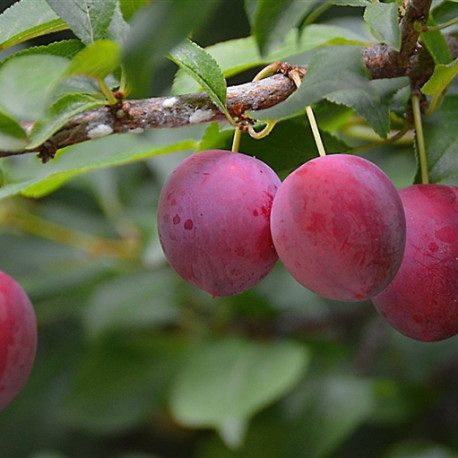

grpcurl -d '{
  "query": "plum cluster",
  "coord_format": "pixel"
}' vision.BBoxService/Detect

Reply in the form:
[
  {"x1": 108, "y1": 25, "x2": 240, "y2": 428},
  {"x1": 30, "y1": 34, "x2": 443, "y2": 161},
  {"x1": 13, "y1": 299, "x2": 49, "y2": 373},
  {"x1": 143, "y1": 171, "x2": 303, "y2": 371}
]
[
  {"x1": 0, "y1": 271, "x2": 37, "y2": 411},
  {"x1": 158, "y1": 150, "x2": 458, "y2": 342}
]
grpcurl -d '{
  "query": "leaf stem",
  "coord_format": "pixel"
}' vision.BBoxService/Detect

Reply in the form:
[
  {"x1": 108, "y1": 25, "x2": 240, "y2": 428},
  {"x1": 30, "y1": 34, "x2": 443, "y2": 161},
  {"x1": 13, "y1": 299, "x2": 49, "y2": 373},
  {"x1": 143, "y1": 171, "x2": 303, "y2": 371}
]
[
  {"x1": 247, "y1": 120, "x2": 277, "y2": 139},
  {"x1": 411, "y1": 94, "x2": 429, "y2": 184},
  {"x1": 97, "y1": 77, "x2": 118, "y2": 106},
  {"x1": 303, "y1": 1, "x2": 332, "y2": 26},
  {"x1": 426, "y1": 17, "x2": 458, "y2": 32}
]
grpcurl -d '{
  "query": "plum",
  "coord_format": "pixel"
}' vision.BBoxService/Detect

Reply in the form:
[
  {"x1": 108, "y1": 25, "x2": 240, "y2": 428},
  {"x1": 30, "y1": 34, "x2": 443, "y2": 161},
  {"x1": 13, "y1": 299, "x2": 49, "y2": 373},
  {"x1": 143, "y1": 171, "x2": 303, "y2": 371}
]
[
  {"x1": 157, "y1": 149, "x2": 281, "y2": 296},
  {"x1": 0, "y1": 271, "x2": 37, "y2": 411},
  {"x1": 270, "y1": 154, "x2": 406, "y2": 301},
  {"x1": 372, "y1": 184, "x2": 458, "y2": 341}
]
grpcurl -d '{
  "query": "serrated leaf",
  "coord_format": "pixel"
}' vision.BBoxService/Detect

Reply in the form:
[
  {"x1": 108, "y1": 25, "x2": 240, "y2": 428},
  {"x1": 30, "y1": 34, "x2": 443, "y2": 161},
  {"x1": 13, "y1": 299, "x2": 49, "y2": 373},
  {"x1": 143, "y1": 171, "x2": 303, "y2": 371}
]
[
  {"x1": 416, "y1": 95, "x2": 458, "y2": 185},
  {"x1": 0, "y1": 129, "x2": 199, "y2": 200},
  {"x1": 0, "y1": 109, "x2": 28, "y2": 151},
  {"x1": 45, "y1": 0, "x2": 120, "y2": 45},
  {"x1": 198, "y1": 118, "x2": 350, "y2": 175},
  {"x1": 0, "y1": 0, "x2": 67, "y2": 51},
  {"x1": 0, "y1": 54, "x2": 70, "y2": 122},
  {"x1": 325, "y1": 77, "x2": 409, "y2": 138},
  {"x1": 251, "y1": 0, "x2": 318, "y2": 55},
  {"x1": 258, "y1": 46, "x2": 371, "y2": 121},
  {"x1": 63, "y1": 39, "x2": 121, "y2": 79},
  {"x1": 27, "y1": 94, "x2": 105, "y2": 149},
  {"x1": 172, "y1": 25, "x2": 370, "y2": 95},
  {"x1": 240, "y1": 118, "x2": 351, "y2": 172},
  {"x1": 122, "y1": 0, "x2": 220, "y2": 98},
  {"x1": 364, "y1": 2, "x2": 401, "y2": 51},
  {"x1": 422, "y1": 58, "x2": 458, "y2": 113},
  {"x1": 422, "y1": 17, "x2": 453, "y2": 65},
  {"x1": 169, "y1": 39, "x2": 228, "y2": 118},
  {"x1": 170, "y1": 337, "x2": 309, "y2": 448}
]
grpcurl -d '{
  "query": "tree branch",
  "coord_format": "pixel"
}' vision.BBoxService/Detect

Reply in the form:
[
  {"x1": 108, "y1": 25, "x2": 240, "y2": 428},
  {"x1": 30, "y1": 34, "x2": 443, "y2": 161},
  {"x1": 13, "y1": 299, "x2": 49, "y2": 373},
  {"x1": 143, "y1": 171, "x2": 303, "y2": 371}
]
[{"x1": 0, "y1": 0, "x2": 454, "y2": 161}]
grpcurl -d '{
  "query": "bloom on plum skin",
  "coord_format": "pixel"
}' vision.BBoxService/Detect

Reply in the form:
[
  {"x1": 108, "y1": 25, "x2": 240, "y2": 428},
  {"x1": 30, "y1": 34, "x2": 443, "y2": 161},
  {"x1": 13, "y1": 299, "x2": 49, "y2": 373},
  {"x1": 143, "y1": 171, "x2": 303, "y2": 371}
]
[{"x1": 157, "y1": 149, "x2": 281, "y2": 297}]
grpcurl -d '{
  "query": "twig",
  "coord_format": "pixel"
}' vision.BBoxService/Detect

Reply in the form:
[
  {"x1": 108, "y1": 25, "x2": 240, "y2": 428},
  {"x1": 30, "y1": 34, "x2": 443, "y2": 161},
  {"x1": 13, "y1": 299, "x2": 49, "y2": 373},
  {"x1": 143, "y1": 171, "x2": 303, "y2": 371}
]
[{"x1": 0, "y1": 1, "x2": 456, "y2": 160}]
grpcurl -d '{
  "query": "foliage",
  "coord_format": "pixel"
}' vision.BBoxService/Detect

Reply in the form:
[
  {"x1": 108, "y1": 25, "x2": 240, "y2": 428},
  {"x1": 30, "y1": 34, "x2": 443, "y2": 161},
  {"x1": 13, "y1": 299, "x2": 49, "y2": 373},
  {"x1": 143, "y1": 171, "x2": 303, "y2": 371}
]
[{"x1": 0, "y1": 0, "x2": 457, "y2": 457}]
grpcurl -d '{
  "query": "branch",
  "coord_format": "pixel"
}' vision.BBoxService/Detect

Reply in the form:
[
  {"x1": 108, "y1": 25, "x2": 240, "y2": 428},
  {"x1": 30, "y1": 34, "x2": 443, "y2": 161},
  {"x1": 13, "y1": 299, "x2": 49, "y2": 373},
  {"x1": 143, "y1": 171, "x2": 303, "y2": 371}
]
[{"x1": 0, "y1": 0, "x2": 454, "y2": 160}]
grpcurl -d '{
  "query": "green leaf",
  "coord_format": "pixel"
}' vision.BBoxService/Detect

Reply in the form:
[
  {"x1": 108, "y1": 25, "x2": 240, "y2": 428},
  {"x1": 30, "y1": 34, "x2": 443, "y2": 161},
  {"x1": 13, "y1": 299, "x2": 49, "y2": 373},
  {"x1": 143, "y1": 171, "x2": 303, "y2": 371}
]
[
  {"x1": 83, "y1": 270, "x2": 179, "y2": 339},
  {"x1": 364, "y1": 2, "x2": 401, "y2": 51},
  {"x1": 0, "y1": 128, "x2": 200, "y2": 200},
  {"x1": 422, "y1": 19, "x2": 453, "y2": 65},
  {"x1": 0, "y1": 109, "x2": 28, "y2": 151},
  {"x1": 63, "y1": 39, "x2": 121, "y2": 79},
  {"x1": 0, "y1": 0, "x2": 67, "y2": 51},
  {"x1": 422, "y1": 58, "x2": 458, "y2": 113},
  {"x1": 416, "y1": 95, "x2": 458, "y2": 185},
  {"x1": 331, "y1": 0, "x2": 370, "y2": 5},
  {"x1": 198, "y1": 119, "x2": 350, "y2": 175},
  {"x1": 258, "y1": 46, "x2": 371, "y2": 120},
  {"x1": 170, "y1": 337, "x2": 309, "y2": 448},
  {"x1": 240, "y1": 118, "x2": 350, "y2": 172},
  {"x1": 0, "y1": 54, "x2": 70, "y2": 122},
  {"x1": 172, "y1": 25, "x2": 370, "y2": 95},
  {"x1": 283, "y1": 375, "x2": 375, "y2": 457},
  {"x1": 0, "y1": 40, "x2": 85, "y2": 70},
  {"x1": 325, "y1": 77, "x2": 409, "y2": 138},
  {"x1": 169, "y1": 39, "x2": 228, "y2": 118},
  {"x1": 122, "y1": 0, "x2": 220, "y2": 98},
  {"x1": 45, "y1": 0, "x2": 121, "y2": 45},
  {"x1": 119, "y1": 0, "x2": 151, "y2": 21},
  {"x1": 385, "y1": 440, "x2": 458, "y2": 458},
  {"x1": 251, "y1": 0, "x2": 318, "y2": 55},
  {"x1": 27, "y1": 94, "x2": 105, "y2": 149},
  {"x1": 64, "y1": 336, "x2": 184, "y2": 433}
]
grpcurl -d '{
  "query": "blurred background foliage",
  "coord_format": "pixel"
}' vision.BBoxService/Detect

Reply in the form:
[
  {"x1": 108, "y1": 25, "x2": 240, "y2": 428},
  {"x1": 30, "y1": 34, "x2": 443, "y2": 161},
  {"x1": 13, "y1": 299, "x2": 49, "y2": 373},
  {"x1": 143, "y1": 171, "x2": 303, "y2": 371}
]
[{"x1": 0, "y1": 1, "x2": 457, "y2": 457}]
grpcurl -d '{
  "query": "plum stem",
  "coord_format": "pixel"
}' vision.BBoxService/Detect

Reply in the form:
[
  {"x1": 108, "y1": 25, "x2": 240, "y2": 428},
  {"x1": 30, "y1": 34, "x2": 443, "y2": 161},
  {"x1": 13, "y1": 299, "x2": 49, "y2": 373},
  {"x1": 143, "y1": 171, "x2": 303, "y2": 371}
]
[
  {"x1": 411, "y1": 94, "x2": 429, "y2": 184},
  {"x1": 231, "y1": 127, "x2": 242, "y2": 153},
  {"x1": 290, "y1": 70, "x2": 326, "y2": 157}
]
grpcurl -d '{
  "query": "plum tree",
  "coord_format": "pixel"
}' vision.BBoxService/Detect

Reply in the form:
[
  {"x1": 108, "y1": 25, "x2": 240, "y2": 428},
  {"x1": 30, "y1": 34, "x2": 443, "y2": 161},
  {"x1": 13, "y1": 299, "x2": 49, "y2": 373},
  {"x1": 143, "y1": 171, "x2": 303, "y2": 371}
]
[
  {"x1": 270, "y1": 154, "x2": 406, "y2": 302},
  {"x1": 372, "y1": 184, "x2": 458, "y2": 342},
  {"x1": 157, "y1": 149, "x2": 281, "y2": 296},
  {"x1": 0, "y1": 271, "x2": 37, "y2": 411}
]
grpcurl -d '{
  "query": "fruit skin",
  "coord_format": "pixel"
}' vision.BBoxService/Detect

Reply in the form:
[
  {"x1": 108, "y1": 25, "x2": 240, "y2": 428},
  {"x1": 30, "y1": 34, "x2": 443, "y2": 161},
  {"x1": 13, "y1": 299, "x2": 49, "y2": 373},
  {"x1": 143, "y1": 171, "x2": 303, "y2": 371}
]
[
  {"x1": 157, "y1": 149, "x2": 281, "y2": 296},
  {"x1": 270, "y1": 154, "x2": 406, "y2": 301},
  {"x1": 372, "y1": 184, "x2": 458, "y2": 342},
  {"x1": 0, "y1": 271, "x2": 37, "y2": 411}
]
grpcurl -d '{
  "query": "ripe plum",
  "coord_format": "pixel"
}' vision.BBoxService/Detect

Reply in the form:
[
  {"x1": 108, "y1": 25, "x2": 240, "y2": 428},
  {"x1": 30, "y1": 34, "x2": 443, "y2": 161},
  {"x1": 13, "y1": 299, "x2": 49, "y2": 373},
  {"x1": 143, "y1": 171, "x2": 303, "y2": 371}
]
[
  {"x1": 270, "y1": 154, "x2": 406, "y2": 301},
  {"x1": 372, "y1": 184, "x2": 458, "y2": 341},
  {"x1": 0, "y1": 271, "x2": 37, "y2": 411},
  {"x1": 157, "y1": 150, "x2": 281, "y2": 296}
]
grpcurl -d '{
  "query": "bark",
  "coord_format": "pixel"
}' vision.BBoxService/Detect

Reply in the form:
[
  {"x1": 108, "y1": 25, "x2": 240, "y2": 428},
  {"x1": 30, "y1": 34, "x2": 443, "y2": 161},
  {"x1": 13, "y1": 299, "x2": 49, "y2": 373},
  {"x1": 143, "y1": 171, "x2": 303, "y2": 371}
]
[{"x1": 0, "y1": 0, "x2": 454, "y2": 161}]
